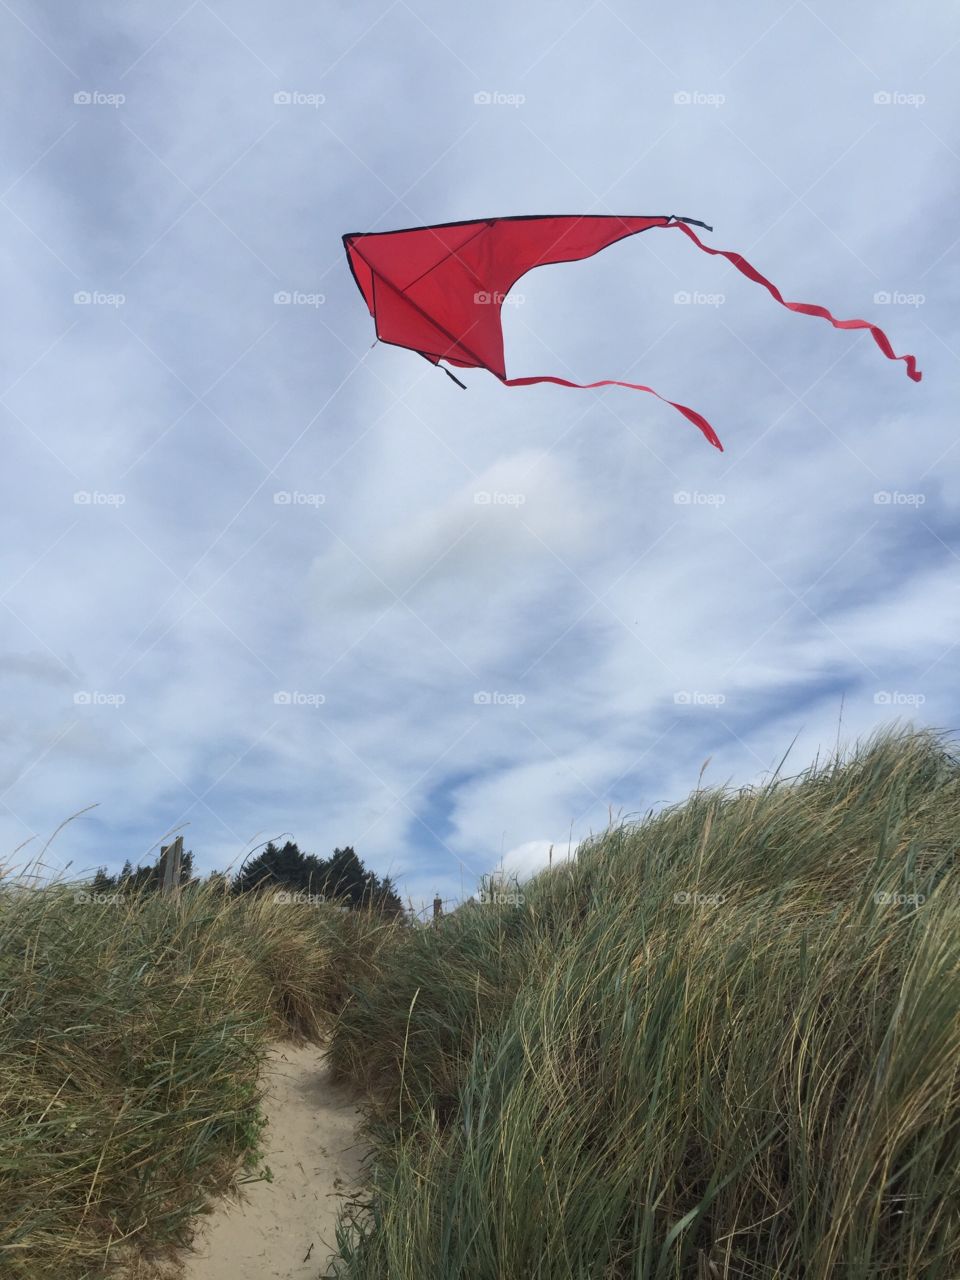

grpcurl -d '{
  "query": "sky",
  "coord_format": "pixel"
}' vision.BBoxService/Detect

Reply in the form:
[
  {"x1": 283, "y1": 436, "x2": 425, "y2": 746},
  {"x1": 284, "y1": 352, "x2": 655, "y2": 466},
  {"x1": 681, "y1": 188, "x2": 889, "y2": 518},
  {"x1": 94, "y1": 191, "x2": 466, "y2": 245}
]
[{"x1": 1, "y1": 1, "x2": 957, "y2": 909}]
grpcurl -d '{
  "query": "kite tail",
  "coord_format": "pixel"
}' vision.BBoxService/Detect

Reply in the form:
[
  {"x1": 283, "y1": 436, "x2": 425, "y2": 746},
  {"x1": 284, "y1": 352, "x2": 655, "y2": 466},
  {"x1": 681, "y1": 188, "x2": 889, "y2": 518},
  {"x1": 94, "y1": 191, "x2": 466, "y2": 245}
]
[
  {"x1": 500, "y1": 375, "x2": 724, "y2": 451},
  {"x1": 671, "y1": 221, "x2": 922, "y2": 383}
]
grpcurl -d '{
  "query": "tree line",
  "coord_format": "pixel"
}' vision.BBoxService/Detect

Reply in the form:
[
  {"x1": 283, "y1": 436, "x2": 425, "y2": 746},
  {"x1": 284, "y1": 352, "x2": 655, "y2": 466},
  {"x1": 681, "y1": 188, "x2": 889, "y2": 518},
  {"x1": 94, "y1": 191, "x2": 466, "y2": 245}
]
[{"x1": 90, "y1": 840, "x2": 405, "y2": 917}]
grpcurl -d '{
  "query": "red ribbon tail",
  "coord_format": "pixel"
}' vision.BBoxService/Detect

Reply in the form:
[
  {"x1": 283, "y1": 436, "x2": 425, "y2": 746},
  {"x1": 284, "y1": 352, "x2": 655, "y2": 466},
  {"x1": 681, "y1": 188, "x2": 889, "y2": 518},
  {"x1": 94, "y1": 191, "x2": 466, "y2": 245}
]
[
  {"x1": 671, "y1": 221, "x2": 922, "y2": 383},
  {"x1": 501, "y1": 375, "x2": 724, "y2": 451}
]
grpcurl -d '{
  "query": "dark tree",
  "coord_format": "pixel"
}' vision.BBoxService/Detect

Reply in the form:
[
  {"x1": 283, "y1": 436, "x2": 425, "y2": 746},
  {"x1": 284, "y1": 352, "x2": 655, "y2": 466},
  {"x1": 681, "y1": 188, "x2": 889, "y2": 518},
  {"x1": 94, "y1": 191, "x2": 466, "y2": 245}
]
[
  {"x1": 91, "y1": 867, "x2": 115, "y2": 894},
  {"x1": 90, "y1": 849, "x2": 195, "y2": 896},
  {"x1": 232, "y1": 840, "x2": 405, "y2": 916},
  {"x1": 232, "y1": 840, "x2": 326, "y2": 896}
]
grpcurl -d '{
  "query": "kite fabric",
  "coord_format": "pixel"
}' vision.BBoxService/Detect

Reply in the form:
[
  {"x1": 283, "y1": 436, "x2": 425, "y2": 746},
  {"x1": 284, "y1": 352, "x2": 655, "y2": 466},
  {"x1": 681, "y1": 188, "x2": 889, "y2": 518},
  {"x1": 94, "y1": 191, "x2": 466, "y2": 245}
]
[{"x1": 342, "y1": 214, "x2": 921, "y2": 451}]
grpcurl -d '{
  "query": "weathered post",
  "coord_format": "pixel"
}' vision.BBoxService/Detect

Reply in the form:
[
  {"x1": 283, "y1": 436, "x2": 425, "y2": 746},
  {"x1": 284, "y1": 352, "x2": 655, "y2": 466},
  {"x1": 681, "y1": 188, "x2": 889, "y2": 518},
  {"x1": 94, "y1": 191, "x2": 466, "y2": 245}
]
[
  {"x1": 160, "y1": 836, "x2": 183, "y2": 898},
  {"x1": 432, "y1": 894, "x2": 442, "y2": 926}
]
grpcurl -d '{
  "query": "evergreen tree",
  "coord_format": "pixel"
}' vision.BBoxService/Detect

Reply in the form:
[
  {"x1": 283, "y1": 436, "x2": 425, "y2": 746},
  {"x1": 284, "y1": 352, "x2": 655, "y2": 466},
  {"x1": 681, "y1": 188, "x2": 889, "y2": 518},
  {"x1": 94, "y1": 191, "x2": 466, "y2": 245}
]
[
  {"x1": 319, "y1": 846, "x2": 367, "y2": 905},
  {"x1": 232, "y1": 840, "x2": 325, "y2": 895},
  {"x1": 231, "y1": 839, "x2": 405, "y2": 917},
  {"x1": 99, "y1": 848, "x2": 196, "y2": 896},
  {"x1": 91, "y1": 867, "x2": 116, "y2": 894}
]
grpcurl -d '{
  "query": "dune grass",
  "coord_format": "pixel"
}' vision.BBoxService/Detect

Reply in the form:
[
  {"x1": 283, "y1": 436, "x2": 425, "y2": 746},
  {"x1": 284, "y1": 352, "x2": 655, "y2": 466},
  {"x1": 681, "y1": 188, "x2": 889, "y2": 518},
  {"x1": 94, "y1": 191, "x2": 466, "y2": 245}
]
[
  {"x1": 326, "y1": 726, "x2": 960, "y2": 1278},
  {"x1": 3, "y1": 725, "x2": 959, "y2": 1278},
  {"x1": 0, "y1": 877, "x2": 397, "y2": 1279}
]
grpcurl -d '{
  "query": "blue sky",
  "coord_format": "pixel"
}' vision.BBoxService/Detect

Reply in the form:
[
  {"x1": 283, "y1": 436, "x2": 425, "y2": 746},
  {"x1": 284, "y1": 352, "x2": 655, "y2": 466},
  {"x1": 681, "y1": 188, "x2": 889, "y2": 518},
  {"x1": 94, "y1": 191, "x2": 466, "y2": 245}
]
[{"x1": 1, "y1": 1, "x2": 957, "y2": 908}]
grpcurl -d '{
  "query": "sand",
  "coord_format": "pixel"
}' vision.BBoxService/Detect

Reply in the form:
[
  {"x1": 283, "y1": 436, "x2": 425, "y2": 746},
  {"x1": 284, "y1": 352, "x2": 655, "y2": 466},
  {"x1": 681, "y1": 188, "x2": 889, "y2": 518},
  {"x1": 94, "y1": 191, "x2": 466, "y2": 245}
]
[{"x1": 175, "y1": 1042, "x2": 366, "y2": 1280}]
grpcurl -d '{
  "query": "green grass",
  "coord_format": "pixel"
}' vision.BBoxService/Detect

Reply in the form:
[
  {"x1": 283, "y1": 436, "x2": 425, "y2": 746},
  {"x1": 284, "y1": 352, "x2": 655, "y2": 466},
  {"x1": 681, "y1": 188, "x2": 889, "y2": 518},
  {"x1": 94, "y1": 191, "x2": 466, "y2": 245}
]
[
  {"x1": 4, "y1": 724, "x2": 959, "y2": 1278},
  {"x1": 0, "y1": 878, "x2": 397, "y2": 1279},
  {"x1": 325, "y1": 726, "x2": 960, "y2": 1278}
]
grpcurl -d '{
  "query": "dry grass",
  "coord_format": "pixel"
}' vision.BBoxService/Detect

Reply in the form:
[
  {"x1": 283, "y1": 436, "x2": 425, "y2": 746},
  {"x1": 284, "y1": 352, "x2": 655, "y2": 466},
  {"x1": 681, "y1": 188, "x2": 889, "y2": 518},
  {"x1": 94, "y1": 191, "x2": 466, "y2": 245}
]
[
  {"x1": 0, "y1": 877, "x2": 398, "y2": 1279},
  {"x1": 326, "y1": 726, "x2": 960, "y2": 1278}
]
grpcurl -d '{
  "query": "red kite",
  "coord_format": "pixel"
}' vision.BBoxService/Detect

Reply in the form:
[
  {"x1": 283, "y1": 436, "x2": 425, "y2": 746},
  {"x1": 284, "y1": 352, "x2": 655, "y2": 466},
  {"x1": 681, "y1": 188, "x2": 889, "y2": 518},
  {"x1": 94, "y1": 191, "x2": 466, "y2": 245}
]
[{"x1": 343, "y1": 214, "x2": 921, "y2": 451}]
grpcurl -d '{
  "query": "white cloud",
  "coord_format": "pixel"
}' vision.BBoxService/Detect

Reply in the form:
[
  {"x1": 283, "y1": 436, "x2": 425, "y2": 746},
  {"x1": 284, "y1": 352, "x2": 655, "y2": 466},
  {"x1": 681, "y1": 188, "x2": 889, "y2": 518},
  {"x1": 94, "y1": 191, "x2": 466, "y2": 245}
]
[{"x1": 1, "y1": 0, "x2": 956, "y2": 906}]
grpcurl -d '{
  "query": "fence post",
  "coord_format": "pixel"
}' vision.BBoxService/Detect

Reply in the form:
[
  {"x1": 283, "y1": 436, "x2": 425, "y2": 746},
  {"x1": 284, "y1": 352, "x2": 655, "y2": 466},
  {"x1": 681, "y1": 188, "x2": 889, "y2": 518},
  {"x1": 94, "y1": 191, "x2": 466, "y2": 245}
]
[
  {"x1": 160, "y1": 836, "x2": 183, "y2": 898},
  {"x1": 432, "y1": 895, "x2": 442, "y2": 925}
]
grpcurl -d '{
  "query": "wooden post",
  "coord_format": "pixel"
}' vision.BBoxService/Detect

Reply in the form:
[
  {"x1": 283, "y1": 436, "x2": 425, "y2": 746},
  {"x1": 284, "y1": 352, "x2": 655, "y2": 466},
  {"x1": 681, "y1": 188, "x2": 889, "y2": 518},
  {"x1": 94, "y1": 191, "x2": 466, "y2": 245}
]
[
  {"x1": 432, "y1": 895, "x2": 442, "y2": 925},
  {"x1": 160, "y1": 836, "x2": 183, "y2": 898}
]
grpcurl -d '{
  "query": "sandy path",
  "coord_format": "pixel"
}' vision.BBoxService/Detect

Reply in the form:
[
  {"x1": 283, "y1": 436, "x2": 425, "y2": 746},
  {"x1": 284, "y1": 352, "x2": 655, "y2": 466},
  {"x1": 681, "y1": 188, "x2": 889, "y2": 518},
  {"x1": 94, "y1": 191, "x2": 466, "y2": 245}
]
[{"x1": 177, "y1": 1042, "x2": 365, "y2": 1280}]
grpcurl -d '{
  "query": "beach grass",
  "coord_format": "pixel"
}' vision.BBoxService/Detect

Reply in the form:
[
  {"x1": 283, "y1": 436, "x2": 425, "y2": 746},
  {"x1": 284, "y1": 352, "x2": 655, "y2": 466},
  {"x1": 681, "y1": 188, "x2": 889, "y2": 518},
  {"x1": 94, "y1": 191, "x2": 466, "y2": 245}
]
[
  {"x1": 3, "y1": 724, "x2": 959, "y2": 1278},
  {"x1": 326, "y1": 726, "x2": 960, "y2": 1278},
  {"x1": 0, "y1": 875, "x2": 397, "y2": 1279}
]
